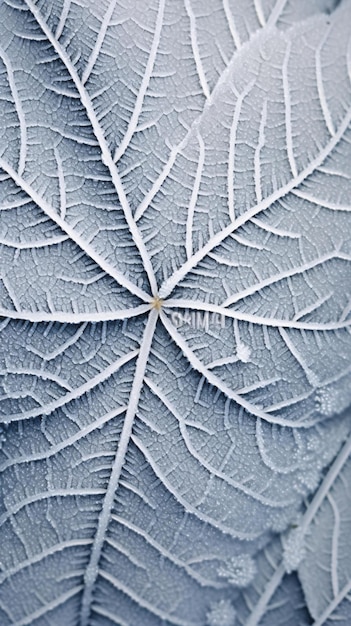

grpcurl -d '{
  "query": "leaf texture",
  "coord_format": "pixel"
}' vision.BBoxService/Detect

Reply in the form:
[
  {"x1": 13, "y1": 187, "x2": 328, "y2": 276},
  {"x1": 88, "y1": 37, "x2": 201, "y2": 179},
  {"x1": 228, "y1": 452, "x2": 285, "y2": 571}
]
[{"x1": 0, "y1": 0, "x2": 351, "y2": 625}]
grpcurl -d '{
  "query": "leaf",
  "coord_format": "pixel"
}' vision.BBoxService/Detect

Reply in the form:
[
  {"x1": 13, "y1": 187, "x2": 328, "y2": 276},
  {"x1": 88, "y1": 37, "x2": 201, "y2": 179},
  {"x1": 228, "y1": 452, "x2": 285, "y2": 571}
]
[{"x1": 0, "y1": 1, "x2": 351, "y2": 625}]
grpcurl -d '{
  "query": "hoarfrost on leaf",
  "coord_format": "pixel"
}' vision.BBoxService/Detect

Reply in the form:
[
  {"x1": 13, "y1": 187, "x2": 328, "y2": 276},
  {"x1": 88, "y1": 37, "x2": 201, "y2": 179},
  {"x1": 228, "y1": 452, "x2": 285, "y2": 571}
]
[
  {"x1": 217, "y1": 554, "x2": 257, "y2": 587},
  {"x1": 282, "y1": 526, "x2": 306, "y2": 574},
  {"x1": 206, "y1": 599, "x2": 236, "y2": 626},
  {"x1": 0, "y1": 0, "x2": 351, "y2": 624}
]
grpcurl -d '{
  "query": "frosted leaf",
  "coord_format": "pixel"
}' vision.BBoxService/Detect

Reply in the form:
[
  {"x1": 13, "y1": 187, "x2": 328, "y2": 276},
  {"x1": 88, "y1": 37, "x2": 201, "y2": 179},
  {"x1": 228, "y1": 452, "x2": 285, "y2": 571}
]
[
  {"x1": 206, "y1": 599, "x2": 236, "y2": 626},
  {"x1": 217, "y1": 554, "x2": 257, "y2": 587},
  {"x1": 0, "y1": 0, "x2": 351, "y2": 624}
]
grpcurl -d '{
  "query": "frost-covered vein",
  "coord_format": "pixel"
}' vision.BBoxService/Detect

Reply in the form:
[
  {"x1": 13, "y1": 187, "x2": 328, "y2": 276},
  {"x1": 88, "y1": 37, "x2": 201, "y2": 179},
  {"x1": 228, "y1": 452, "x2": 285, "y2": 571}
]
[
  {"x1": 0, "y1": 489, "x2": 104, "y2": 525},
  {"x1": 0, "y1": 303, "x2": 150, "y2": 324},
  {"x1": 113, "y1": 0, "x2": 165, "y2": 163},
  {"x1": 254, "y1": 0, "x2": 266, "y2": 27},
  {"x1": 92, "y1": 606, "x2": 129, "y2": 626},
  {"x1": 160, "y1": 311, "x2": 312, "y2": 426},
  {"x1": 1, "y1": 274, "x2": 20, "y2": 311},
  {"x1": 1, "y1": 406, "x2": 127, "y2": 471},
  {"x1": 79, "y1": 309, "x2": 158, "y2": 626},
  {"x1": 246, "y1": 434, "x2": 351, "y2": 626},
  {"x1": 228, "y1": 82, "x2": 255, "y2": 221},
  {"x1": 163, "y1": 299, "x2": 351, "y2": 331},
  {"x1": 1, "y1": 349, "x2": 138, "y2": 423},
  {"x1": 316, "y1": 26, "x2": 335, "y2": 136},
  {"x1": 186, "y1": 131, "x2": 205, "y2": 259},
  {"x1": 223, "y1": 0, "x2": 241, "y2": 49},
  {"x1": 267, "y1": 0, "x2": 288, "y2": 27},
  {"x1": 134, "y1": 141, "x2": 185, "y2": 221},
  {"x1": 131, "y1": 434, "x2": 260, "y2": 540},
  {"x1": 184, "y1": 0, "x2": 210, "y2": 99},
  {"x1": 0, "y1": 539, "x2": 92, "y2": 584},
  {"x1": 301, "y1": 435, "x2": 351, "y2": 532},
  {"x1": 24, "y1": 0, "x2": 157, "y2": 295},
  {"x1": 110, "y1": 514, "x2": 223, "y2": 589},
  {"x1": 8, "y1": 586, "x2": 83, "y2": 626},
  {"x1": 0, "y1": 234, "x2": 68, "y2": 249},
  {"x1": 98, "y1": 570, "x2": 198, "y2": 626},
  {"x1": 144, "y1": 376, "x2": 292, "y2": 506},
  {"x1": 53, "y1": 146, "x2": 67, "y2": 219},
  {"x1": 55, "y1": 0, "x2": 71, "y2": 39},
  {"x1": 159, "y1": 103, "x2": 351, "y2": 298},
  {"x1": 251, "y1": 217, "x2": 300, "y2": 239},
  {"x1": 254, "y1": 99, "x2": 267, "y2": 203},
  {"x1": 282, "y1": 40, "x2": 297, "y2": 179},
  {"x1": 328, "y1": 492, "x2": 340, "y2": 598},
  {"x1": 82, "y1": 0, "x2": 118, "y2": 85},
  {"x1": 0, "y1": 45, "x2": 26, "y2": 176},
  {"x1": 1, "y1": 367, "x2": 72, "y2": 391},
  {"x1": 0, "y1": 157, "x2": 150, "y2": 302},
  {"x1": 292, "y1": 188, "x2": 351, "y2": 211}
]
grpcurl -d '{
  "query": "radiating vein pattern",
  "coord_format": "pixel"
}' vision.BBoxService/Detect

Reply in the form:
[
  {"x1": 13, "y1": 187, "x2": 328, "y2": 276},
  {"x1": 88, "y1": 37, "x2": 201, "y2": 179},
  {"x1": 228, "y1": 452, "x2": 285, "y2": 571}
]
[{"x1": 0, "y1": 0, "x2": 351, "y2": 625}]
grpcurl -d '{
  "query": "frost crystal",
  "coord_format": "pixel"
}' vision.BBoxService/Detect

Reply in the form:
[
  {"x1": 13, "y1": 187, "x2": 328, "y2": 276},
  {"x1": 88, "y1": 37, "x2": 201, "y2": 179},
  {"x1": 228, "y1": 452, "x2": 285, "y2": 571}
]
[
  {"x1": 282, "y1": 526, "x2": 306, "y2": 573},
  {"x1": 217, "y1": 554, "x2": 257, "y2": 587},
  {"x1": 206, "y1": 599, "x2": 236, "y2": 626}
]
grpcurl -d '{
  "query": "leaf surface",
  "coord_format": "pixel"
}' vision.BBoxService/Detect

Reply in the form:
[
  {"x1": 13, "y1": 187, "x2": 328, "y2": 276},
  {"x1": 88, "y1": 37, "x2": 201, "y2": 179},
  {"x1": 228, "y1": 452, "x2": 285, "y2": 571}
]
[{"x1": 1, "y1": 1, "x2": 351, "y2": 625}]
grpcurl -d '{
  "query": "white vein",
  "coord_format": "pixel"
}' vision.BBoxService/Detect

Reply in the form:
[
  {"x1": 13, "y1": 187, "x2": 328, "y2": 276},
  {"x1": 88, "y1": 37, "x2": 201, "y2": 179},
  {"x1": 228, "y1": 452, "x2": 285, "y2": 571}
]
[
  {"x1": 79, "y1": 309, "x2": 158, "y2": 626},
  {"x1": 0, "y1": 234, "x2": 68, "y2": 249},
  {"x1": 251, "y1": 217, "x2": 300, "y2": 239},
  {"x1": 184, "y1": 0, "x2": 210, "y2": 99},
  {"x1": 0, "y1": 45, "x2": 27, "y2": 176},
  {"x1": 282, "y1": 40, "x2": 297, "y2": 179},
  {"x1": 0, "y1": 303, "x2": 150, "y2": 324},
  {"x1": 223, "y1": 0, "x2": 241, "y2": 49},
  {"x1": 254, "y1": 0, "x2": 266, "y2": 27},
  {"x1": 267, "y1": 0, "x2": 288, "y2": 27},
  {"x1": 328, "y1": 492, "x2": 340, "y2": 599},
  {"x1": 228, "y1": 82, "x2": 255, "y2": 222},
  {"x1": 186, "y1": 130, "x2": 205, "y2": 259},
  {"x1": 254, "y1": 99, "x2": 268, "y2": 204},
  {"x1": 113, "y1": 0, "x2": 165, "y2": 163},
  {"x1": 82, "y1": 0, "x2": 118, "y2": 85},
  {"x1": 54, "y1": 146, "x2": 67, "y2": 219},
  {"x1": 292, "y1": 188, "x2": 351, "y2": 212},
  {"x1": 55, "y1": 0, "x2": 71, "y2": 40},
  {"x1": 316, "y1": 25, "x2": 335, "y2": 137}
]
